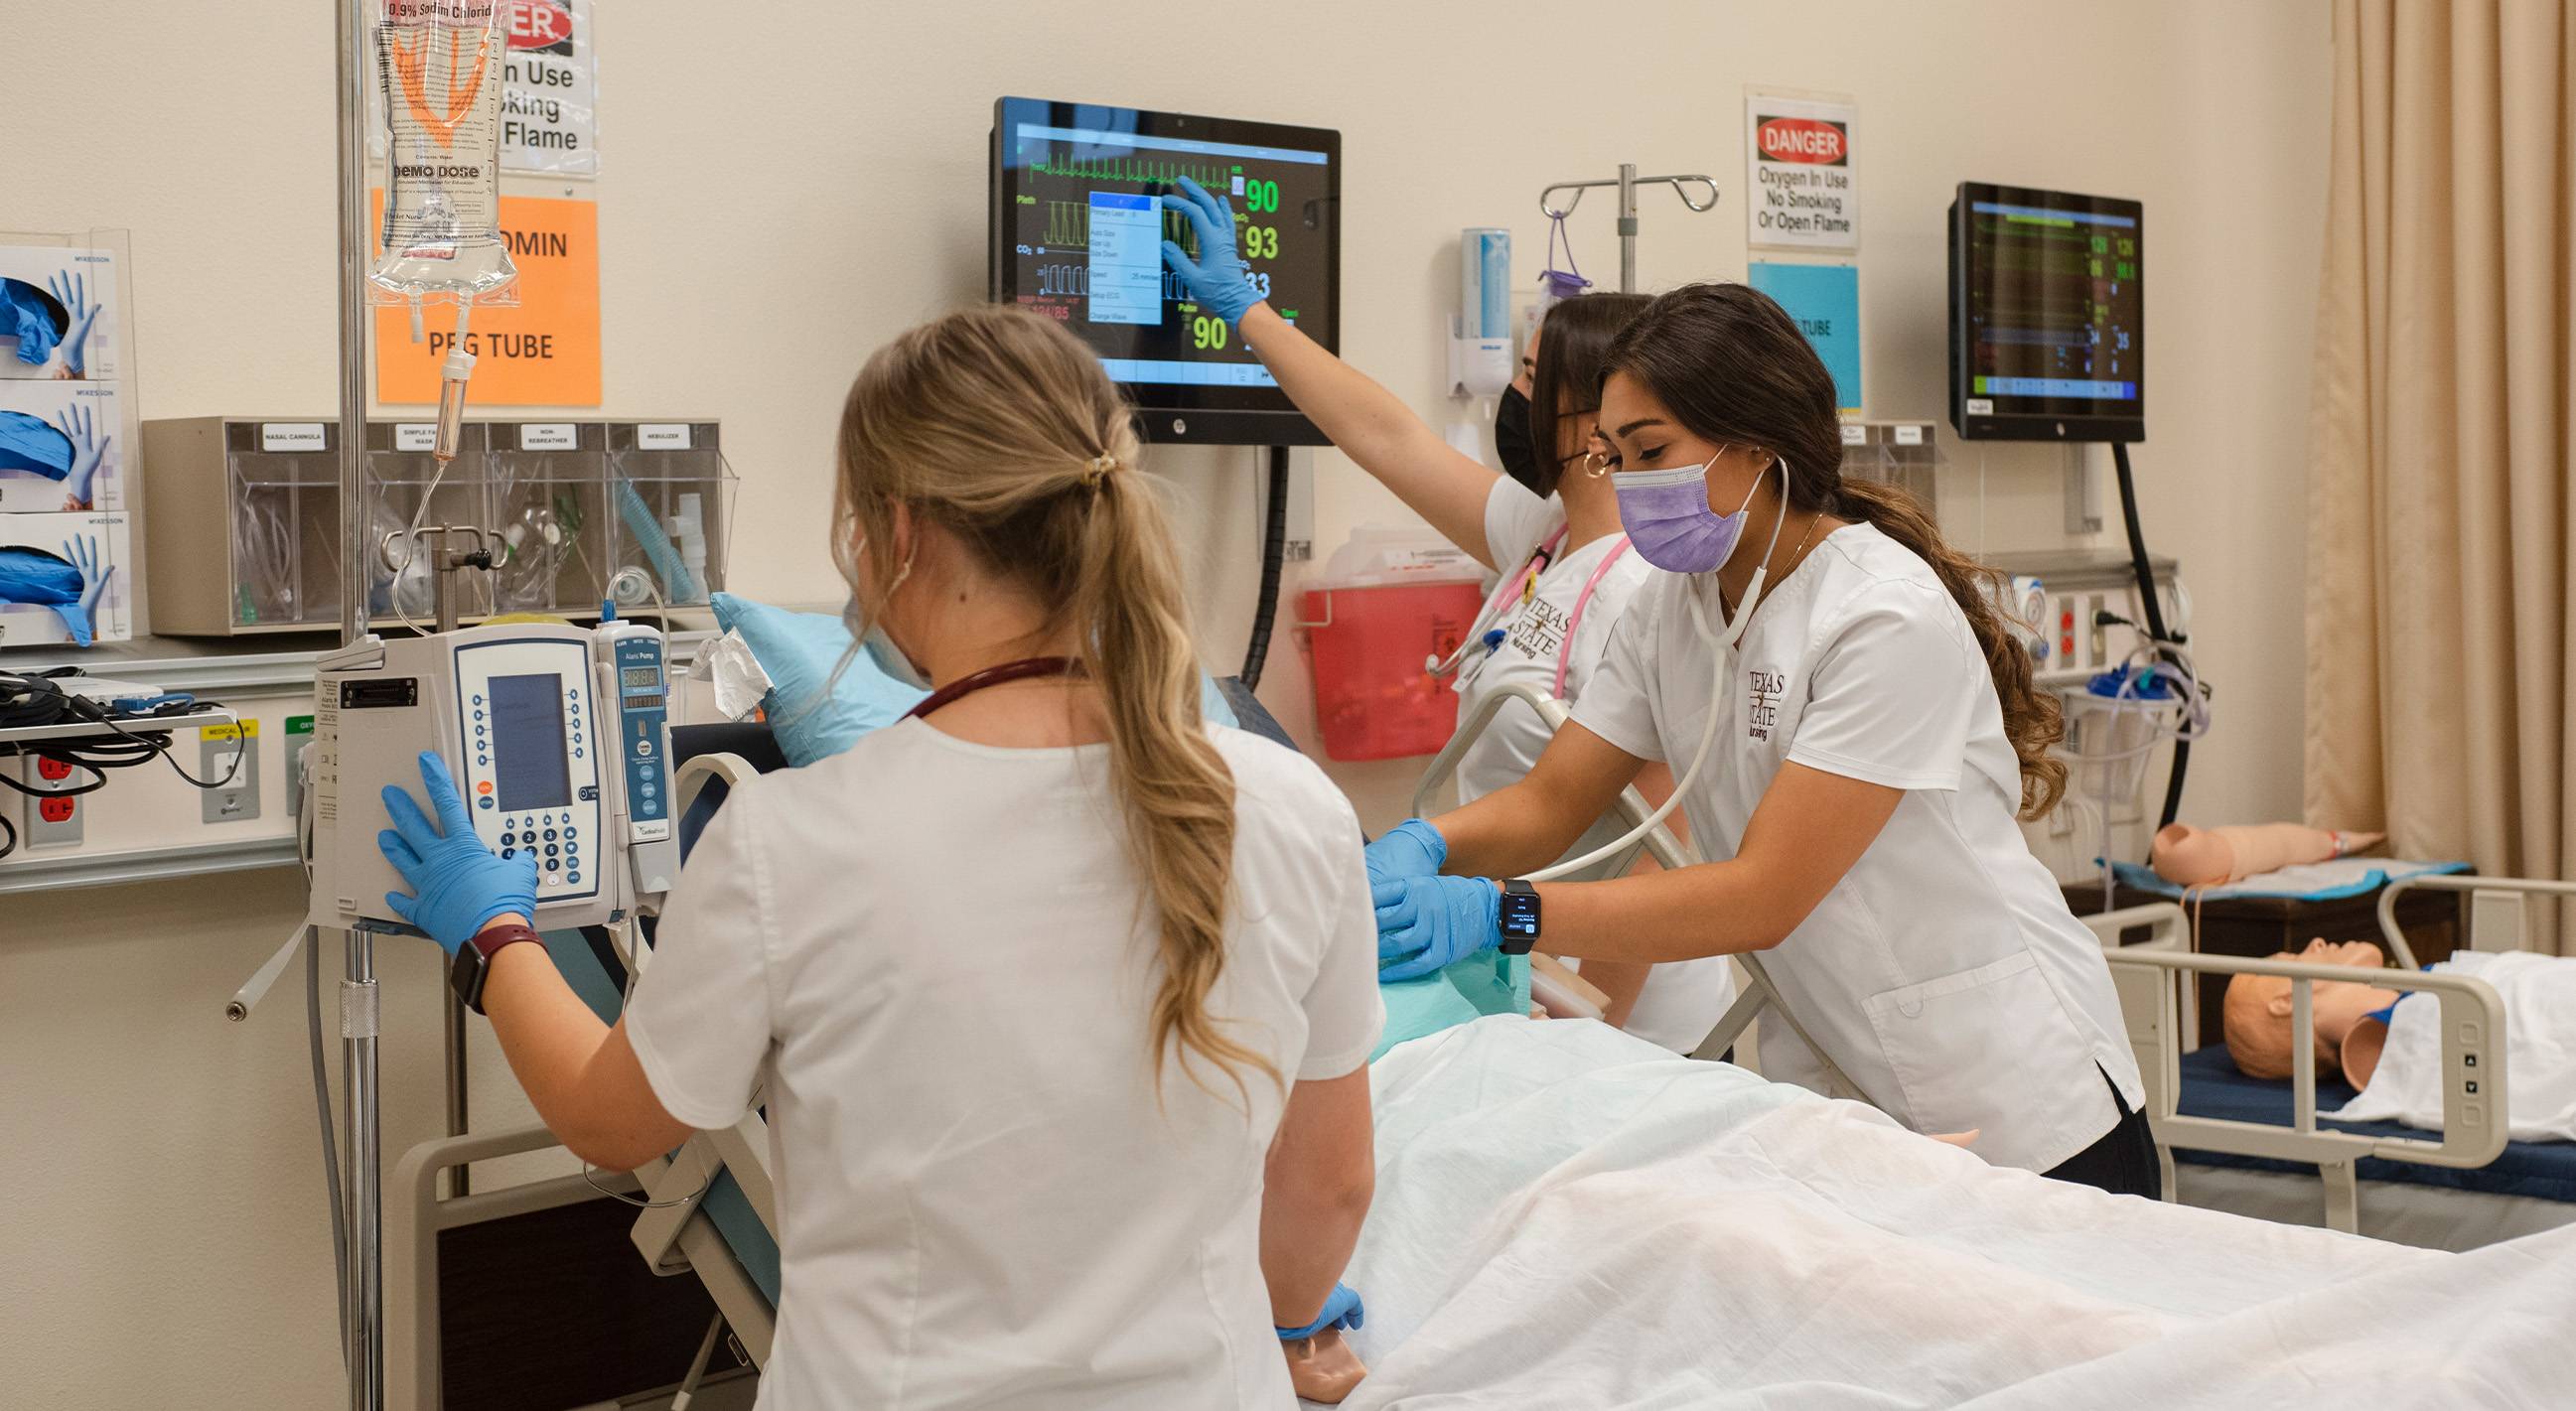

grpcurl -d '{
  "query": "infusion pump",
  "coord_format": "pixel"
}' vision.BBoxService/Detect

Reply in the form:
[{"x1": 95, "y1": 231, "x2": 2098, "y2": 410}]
[{"x1": 306, "y1": 621, "x2": 678, "y2": 933}]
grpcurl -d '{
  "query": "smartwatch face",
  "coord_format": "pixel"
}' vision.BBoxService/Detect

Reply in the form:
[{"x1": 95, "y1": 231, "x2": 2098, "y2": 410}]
[{"x1": 1501, "y1": 890, "x2": 1541, "y2": 943}]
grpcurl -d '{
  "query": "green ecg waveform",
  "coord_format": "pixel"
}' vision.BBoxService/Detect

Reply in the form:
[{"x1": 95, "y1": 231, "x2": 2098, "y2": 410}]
[
  {"x1": 1030, "y1": 149, "x2": 1240, "y2": 188},
  {"x1": 1041, "y1": 199, "x2": 1200, "y2": 256}
]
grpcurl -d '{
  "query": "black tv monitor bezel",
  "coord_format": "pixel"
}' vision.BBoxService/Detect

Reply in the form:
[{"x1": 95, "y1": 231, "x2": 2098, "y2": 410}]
[
  {"x1": 1947, "y1": 181, "x2": 2145, "y2": 444},
  {"x1": 989, "y1": 96, "x2": 1340, "y2": 448}
]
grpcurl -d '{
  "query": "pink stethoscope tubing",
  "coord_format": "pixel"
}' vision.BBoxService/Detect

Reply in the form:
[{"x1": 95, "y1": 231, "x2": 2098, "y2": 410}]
[{"x1": 1428, "y1": 523, "x2": 1633, "y2": 697}]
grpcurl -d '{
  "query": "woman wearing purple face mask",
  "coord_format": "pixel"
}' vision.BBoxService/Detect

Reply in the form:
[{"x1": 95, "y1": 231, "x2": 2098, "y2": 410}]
[
  {"x1": 1369, "y1": 283, "x2": 2157, "y2": 1198},
  {"x1": 1158, "y1": 179, "x2": 1733, "y2": 1048}
]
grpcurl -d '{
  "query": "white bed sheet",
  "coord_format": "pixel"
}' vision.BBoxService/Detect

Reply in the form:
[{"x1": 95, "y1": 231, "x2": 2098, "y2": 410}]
[{"x1": 1332, "y1": 1017, "x2": 2576, "y2": 1409}]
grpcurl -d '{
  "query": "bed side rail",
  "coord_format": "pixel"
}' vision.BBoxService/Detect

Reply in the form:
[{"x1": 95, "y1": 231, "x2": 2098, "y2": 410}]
[
  {"x1": 2377, "y1": 871, "x2": 2576, "y2": 964},
  {"x1": 2098, "y1": 948, "x2": 2509, "y2": 1164}
]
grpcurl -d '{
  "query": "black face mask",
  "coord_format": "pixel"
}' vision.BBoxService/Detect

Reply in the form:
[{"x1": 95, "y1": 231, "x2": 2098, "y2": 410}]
[{"x1": 1495, "y1": 384, "x2": 1544, "y2": 494}]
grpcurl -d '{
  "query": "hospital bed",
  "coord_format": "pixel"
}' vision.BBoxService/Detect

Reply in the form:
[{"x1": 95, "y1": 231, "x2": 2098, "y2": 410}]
[
  {"x1": 599, "y1": 702, "x2": 2576, "y2": 1406},
  {"x1": 2090, "y1": 885, "x2": 2576, "y2": 1249}
]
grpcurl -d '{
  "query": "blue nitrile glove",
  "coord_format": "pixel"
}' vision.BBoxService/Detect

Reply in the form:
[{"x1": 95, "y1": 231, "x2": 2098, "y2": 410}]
[
  {"x1": 1277, "y1": 1282, "x2": 1365, "y2": 1340},
  {"x1": 1364, "y1": 817, "x2": 1448, "y2": 891},
  {"x1": 1157, "y1": 175, "x2": 1262, "y2": 326},
  {"x1": 50, "y1": 270, "x2": 98, "y2": 378},
  {"x1": 1374, "y1": 873, "x2": 1502, "y2": 982},
  {"x1": 377, "y1": 751, "x2": 539, "y2": 954}
]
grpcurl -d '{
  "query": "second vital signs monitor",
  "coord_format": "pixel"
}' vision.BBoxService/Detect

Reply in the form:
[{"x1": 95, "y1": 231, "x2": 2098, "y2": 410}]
[{"x1": 991, "y1": 96, "x2": 1342, "y2": 445}]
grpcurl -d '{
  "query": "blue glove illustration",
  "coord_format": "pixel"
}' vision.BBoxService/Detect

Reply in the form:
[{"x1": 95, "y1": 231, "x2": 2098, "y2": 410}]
[
  {"x1": 1374, "y1": 873, "x2": 1501, "y2": 981},
  {"x1": 0, "y1": 538, "x2": 101, "y2": 644},
  {"x1": 49, "y1": 270, "x2": 98, "y2": 378},
  {"x1": 1277, "y1": 1282, "x2": 1365, "y2": 1340},
  {"x1": 378, "y1": 751, "x2": 539, "y2": 953},
  {"x1": 1157, "y1": 175, "x2": 1263, "y2": 326},
  {"x1": 1364, "y1": 817, "x2": 1447, "y2": 892},
  {"x1": 55, "y1": 401, "x2": 108, "y2": 510}
]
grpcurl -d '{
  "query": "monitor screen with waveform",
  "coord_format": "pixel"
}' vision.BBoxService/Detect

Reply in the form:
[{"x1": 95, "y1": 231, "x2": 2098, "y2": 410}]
[
  {"x1": 991, "y1": 96, "x2": 1341, "y2": 446},
  {"x1": 1948, "y1": 183, "x2": 2143, "y2": 443}
]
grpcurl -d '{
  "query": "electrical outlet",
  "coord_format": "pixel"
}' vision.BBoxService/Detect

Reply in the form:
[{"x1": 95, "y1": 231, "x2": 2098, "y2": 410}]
[
  {"x1": 24, "y1": 756, "x2": 82, "y2": 847},
  {"x1": 200, "y1": 721, "x2": 261, "y2": 824}
]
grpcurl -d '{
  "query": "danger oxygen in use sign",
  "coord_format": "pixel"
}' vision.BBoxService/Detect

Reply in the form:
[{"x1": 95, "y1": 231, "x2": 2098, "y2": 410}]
[
  {"x1": 1744, "y1": 92, "x2": 1858, "y2": 252},
  {"x1": 500, "y1": 0, "x2": 597, "y2": 176}
]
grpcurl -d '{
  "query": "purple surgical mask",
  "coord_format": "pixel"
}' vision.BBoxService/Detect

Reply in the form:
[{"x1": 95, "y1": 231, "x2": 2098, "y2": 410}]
[{"x1": 1613, "y1": 456, "x2": 1771, "y2": 574}]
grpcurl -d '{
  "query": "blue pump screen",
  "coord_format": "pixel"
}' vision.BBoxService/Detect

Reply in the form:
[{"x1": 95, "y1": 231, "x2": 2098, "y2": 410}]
[{"x1": 489, "y1": 673, "x2": 571, "y2": 812}]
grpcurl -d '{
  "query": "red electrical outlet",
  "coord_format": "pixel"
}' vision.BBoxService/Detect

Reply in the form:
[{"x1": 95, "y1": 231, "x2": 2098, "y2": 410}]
[{"x1": 23, "y1": 755, "x2": 82, "y2": 846}]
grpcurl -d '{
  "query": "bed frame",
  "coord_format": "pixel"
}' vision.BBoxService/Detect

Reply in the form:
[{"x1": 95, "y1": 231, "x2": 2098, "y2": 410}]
[{"x1": 2085, "y1": 902, "x2": 2511, "y2": 1233}]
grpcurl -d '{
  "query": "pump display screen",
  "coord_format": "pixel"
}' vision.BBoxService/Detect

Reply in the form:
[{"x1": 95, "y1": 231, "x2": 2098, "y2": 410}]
[
  {"x1": 1949, "y1": 183, "x2": 2144, "y2": 441},
  {"x1": 489, "y1": 673, "x2": 571, "y2": 812},
  {"x1": 991, "y1": 96, "x2": 1339, "y2": 441},
  {"x1": 621, "y1": 666, "x2": 659, "y2": 690}
]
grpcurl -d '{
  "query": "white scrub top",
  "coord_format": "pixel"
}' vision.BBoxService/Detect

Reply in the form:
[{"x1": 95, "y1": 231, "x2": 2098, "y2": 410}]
[
  {"x1": 1573, "y1": 521, "x2": 2143, "y2": 1173},
  {"x1": 626, "y1": 720, "x2": 1383, "y2": 1411},
  {"x1": 1456, "y1": 480, "x2": 1736, "y2": 1052}
]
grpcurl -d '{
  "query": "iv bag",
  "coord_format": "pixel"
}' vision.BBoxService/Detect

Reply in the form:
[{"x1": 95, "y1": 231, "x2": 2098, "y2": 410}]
[{"x1": 369, "y1": 0, "x2": 518, "y2": 306}]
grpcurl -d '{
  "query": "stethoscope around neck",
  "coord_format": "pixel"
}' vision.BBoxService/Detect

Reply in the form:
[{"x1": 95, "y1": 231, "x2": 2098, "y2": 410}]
[{"x1": 1425, "y1": 522, "x2": 1635, "y2": 697}]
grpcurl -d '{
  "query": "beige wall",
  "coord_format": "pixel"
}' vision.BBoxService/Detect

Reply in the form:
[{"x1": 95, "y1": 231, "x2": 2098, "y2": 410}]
[{"x1": 2, "y1": 2, "x2": 2327, "y2": 1404}]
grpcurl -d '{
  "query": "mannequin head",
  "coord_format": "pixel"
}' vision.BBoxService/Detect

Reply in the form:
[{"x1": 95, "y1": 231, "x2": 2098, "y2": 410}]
[{"x1": 2221, "y1": 937, "x2": 2398, "y2": 1080}]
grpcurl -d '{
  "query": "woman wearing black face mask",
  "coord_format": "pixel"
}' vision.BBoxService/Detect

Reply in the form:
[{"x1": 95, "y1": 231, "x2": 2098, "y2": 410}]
[{"x1": 1162, "y1": 200, "x2": 1737, "y2": 1051}]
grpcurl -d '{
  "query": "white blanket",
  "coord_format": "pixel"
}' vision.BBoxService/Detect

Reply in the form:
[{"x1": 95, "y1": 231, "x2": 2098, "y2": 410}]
[
  {"x1": 2332, "y1": 950, "x2": 2576, "y2": 1142},
  {"x1": 1330, "y1": 1017, "x2": 2576, "y2": 1409}
]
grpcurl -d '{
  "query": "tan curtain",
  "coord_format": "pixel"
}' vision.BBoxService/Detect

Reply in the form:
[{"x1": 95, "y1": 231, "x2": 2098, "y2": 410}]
[{"x1": 2308, "y1": 0, "x2": 2576, "y2": 946}]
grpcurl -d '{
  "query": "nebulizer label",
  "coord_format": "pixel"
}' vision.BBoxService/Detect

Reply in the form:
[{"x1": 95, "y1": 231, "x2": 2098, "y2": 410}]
[{"x1": 370, "y1": 0, "x2": 518, "y2": 306}]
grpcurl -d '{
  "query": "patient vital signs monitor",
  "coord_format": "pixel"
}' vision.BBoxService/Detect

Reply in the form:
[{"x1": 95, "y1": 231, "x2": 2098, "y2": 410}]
[
  {"x1": 1948, "y1": 182, "x2": 2144, "y2": 442},
  {"x1": 991, "y1": 96, "x2": 1342, "y2": 445},
  {"x1": 305, "y1": 621, "x2": 677, "y2": 933}
]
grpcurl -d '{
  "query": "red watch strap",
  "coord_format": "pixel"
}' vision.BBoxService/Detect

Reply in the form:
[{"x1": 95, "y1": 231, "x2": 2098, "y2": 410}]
[{"x1": 471, "y1": 922, "x2": 544, "y2": 961}]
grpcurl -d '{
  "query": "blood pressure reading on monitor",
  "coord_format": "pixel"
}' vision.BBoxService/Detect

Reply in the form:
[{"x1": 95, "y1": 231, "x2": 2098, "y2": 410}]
[
  {"x1": 489, "y1": 673, "x2": 572, "y2": 813},
  {"x1": 994, "y1": 97, "x2": 1339, "y2": 407}
]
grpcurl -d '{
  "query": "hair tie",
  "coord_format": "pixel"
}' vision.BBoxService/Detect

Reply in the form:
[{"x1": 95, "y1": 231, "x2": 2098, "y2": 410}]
[{"x1": 1081, "y1": 453, "x2": 1119, "y2": 488}]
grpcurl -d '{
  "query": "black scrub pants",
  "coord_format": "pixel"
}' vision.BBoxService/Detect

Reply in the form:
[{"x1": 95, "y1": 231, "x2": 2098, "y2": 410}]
[{"x1": 2041, "y1": 1065, "x2": 2162, "y2": 1199}]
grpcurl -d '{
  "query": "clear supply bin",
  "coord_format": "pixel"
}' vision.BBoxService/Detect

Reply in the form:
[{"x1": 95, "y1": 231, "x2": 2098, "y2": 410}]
[
  {"x1": 1299, "y1": 528, "x2": 1486, "y2": 763},
  {"x1": 142, "y1": 417, "x2": 734, "y2": 635},
  {"x1": 487, "y1": 421, "x2": 612, "y2": 616},
  {"x1": 362, "y1": 420, "x2": 493, "y2": 625},
  {"x1": 607, "y1": 422, "x2": 734, "y2": 610},
  {"x1": 1837, "y1": 421, "x2": 1943, "y2": 521}
]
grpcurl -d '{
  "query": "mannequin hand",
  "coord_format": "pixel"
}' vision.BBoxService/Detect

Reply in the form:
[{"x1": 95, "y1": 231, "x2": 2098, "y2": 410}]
[
  {"x1": 1157, "y1": 176, "x2": 1262, "y2": 325},
  {"x1": 1363, "y1": 818, "x2": 1447, "y2": 890},
  {"x1": 1373, "y1": 874, "x2": 1500, "y2": 981},
  {"x1": 1277, "y1": 1282, "x2": 1365, "y2": 1340},
  {"x1": 378, "y1": 751, "x2": 539, "y2": 953}
]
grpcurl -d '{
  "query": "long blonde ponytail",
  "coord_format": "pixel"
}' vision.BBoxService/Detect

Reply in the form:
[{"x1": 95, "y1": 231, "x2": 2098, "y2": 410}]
[{"x1": 833, "y1": 306, "x2": 1274, "y2": 1101}]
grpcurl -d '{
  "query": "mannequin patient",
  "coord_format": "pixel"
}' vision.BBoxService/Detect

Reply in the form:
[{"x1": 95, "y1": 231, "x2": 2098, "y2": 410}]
[
  {"x1": 2221, "y1": 938, "x2": 2402, "y2": 1087},
  {"x1": 2153, "y1": 823, "x2": 2385, "y2": 889}
]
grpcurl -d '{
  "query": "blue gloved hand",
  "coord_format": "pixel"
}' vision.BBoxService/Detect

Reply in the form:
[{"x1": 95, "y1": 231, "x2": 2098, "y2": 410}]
[
  {"x1": 1277, "y1": 1282, "x2": 1365, "y2": 1340},
  {"x1": 377, "y1": 751, "x2": 538, "y2": 954},
  {"x1": 1364, "y1": 817, "x2": 1447, "y2": 891},
  {"x1": 1373, "y1": 873, "x2": 1501, "y2": 982},
  {"x1": 1157, "y1": 175, "x2": 1263, "y2": 326},
  {"x1": 55, "y1": 401, "x2": 107, "y2": 509}
]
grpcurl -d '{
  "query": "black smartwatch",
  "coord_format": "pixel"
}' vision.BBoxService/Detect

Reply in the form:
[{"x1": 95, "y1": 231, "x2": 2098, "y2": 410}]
[
  {"x1": 1498, "y1": 879, "x2": 1540, "y2": 955},
  {"x1": 450, "y1": 922, "x2": 545, "y2": 1016}
]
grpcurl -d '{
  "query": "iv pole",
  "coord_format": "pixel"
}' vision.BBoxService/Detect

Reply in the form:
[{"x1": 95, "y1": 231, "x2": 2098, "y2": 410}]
[
  {"x1": 334, "y1": 0, "x2": 383, "y2": 1403},
  {"x1": 1537, "y1": 164, "x2": 1719, "y2": 294}
]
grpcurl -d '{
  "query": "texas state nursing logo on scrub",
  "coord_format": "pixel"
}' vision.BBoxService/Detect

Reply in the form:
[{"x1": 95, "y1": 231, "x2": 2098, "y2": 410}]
[{"x1": 1747, "y1": 669, "x2": 1787, "y2": 742}]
